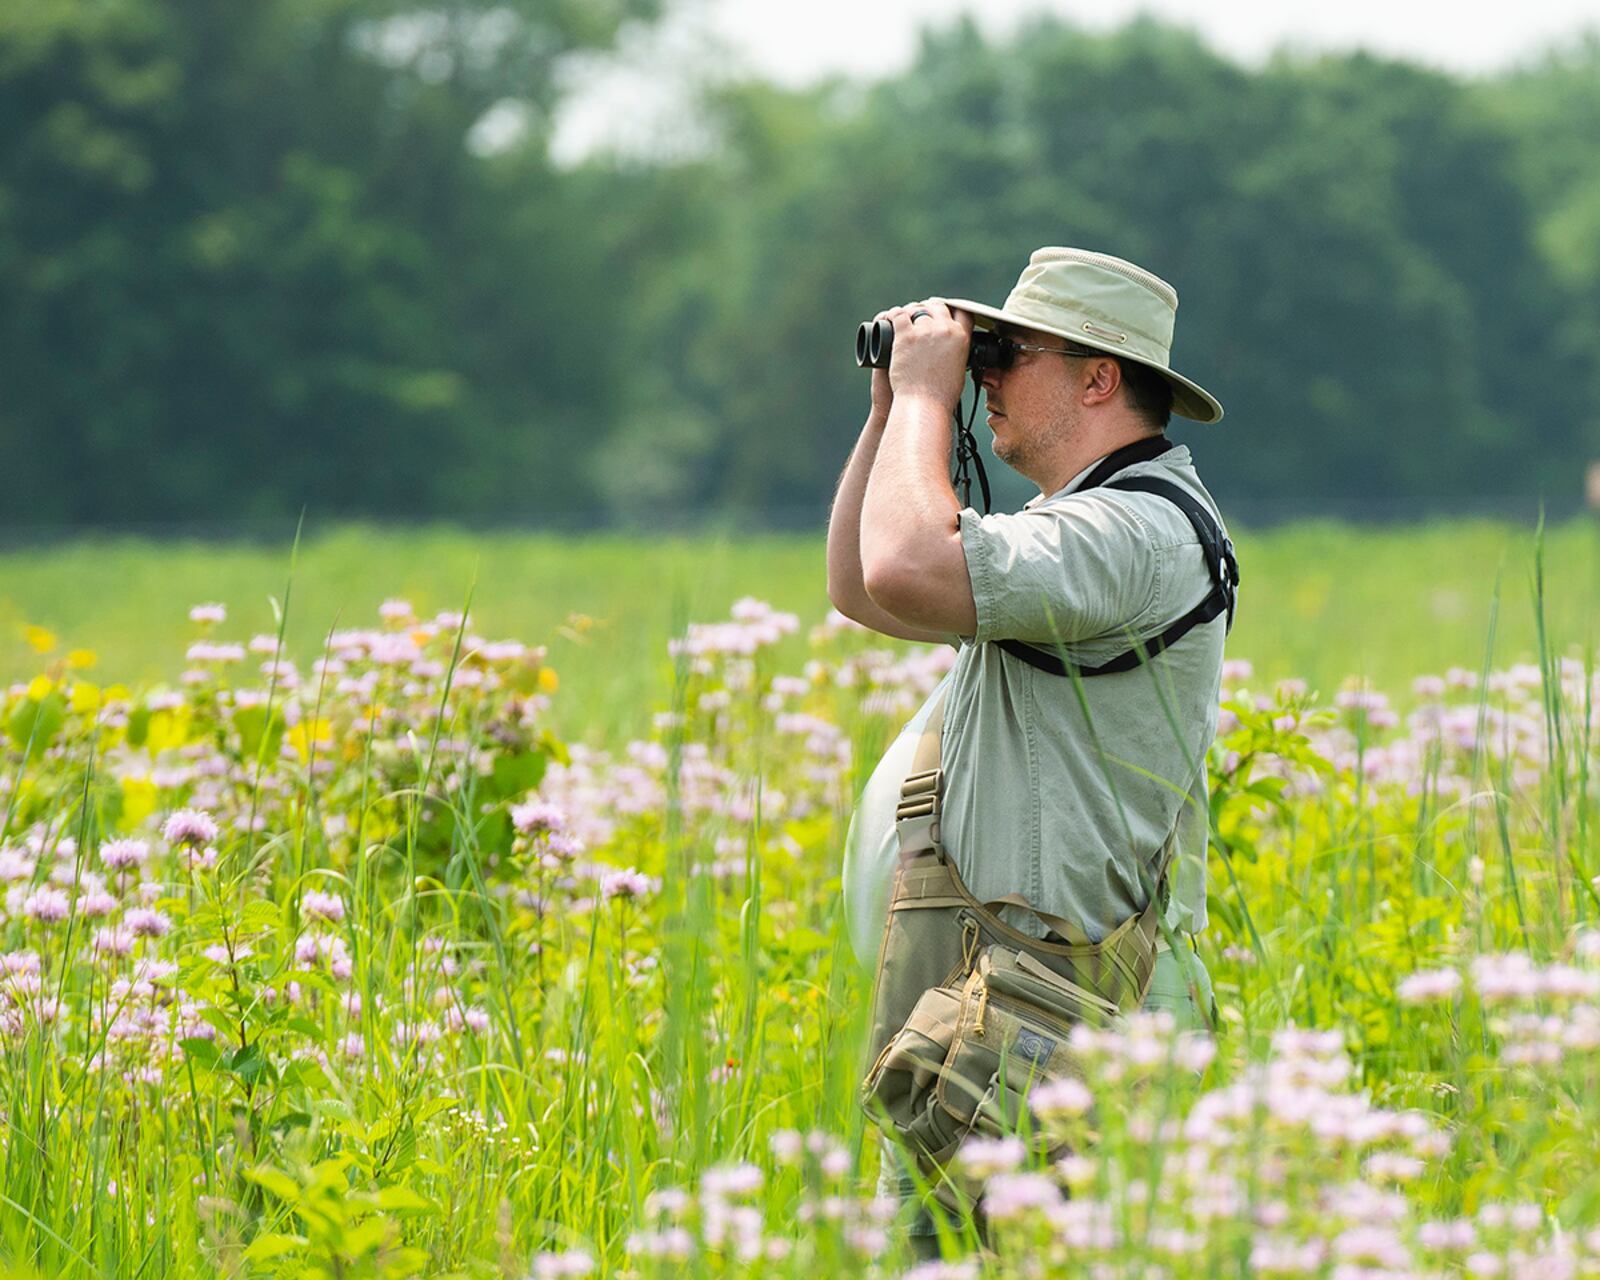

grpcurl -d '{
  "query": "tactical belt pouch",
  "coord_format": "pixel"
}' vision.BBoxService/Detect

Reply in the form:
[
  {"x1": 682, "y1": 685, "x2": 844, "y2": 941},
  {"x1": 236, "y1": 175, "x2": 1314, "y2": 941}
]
[{"x1": 859, "y1": 690, "x2": 1173, "y2": 1187}]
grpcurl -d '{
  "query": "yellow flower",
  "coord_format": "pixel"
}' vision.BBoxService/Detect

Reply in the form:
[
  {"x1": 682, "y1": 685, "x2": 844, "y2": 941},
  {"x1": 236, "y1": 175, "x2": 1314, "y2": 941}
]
[
  {"x1": 120, "y1": 777, "x2": 157, "y2": 829},
  {"x1": 67, "y1": 649, "x2": 97, "y2": 670},
  {"x1": 26, "y1": 675, "x2": 54, "y2": 701},
  {"x1": 287, "y1": 718, "x2": 335, "y2": 762},
  {"x1": 22, "y1": 625, "x2": 57, "y2": 655},
  {"x1": 538, "y1": 667, "x2": 559, "y2": 693}
]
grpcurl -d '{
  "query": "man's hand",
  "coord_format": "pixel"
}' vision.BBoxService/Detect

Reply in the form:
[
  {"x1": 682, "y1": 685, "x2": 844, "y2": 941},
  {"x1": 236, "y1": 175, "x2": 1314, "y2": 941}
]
[
  {"x1": 886, "y1": 298, "x2": 972, "y2": 411},
  {"x1": 857, "y1": 296, "x2": 978, "y2": 639}
]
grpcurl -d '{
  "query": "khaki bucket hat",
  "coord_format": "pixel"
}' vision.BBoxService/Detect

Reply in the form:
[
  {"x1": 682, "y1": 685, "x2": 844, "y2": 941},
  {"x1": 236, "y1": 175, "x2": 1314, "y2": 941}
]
[{"x1": 947, "y1": 247, "x2": 1224, "y2": 424}]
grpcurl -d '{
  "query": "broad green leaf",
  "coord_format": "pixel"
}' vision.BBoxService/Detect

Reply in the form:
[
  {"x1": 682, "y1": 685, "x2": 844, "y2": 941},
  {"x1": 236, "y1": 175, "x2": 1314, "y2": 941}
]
[
  {"x1": 242, "y1": 1232, "x2": 307, "y2": 1261},
  {"x1": 374, "y1": 1184, "x2": 436, "y2": 1214},
  {"x1": 246, "y1": 1167, "x2": 302, "y2": 1204},
  {"x1": 7, "y1": 691, "x2": 65, "y2": 760}
]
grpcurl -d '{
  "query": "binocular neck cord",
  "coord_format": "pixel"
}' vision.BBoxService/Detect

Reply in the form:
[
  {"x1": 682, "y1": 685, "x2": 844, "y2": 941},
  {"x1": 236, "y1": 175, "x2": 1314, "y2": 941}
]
[{"x1": 952, "y1": 375, "x2": 991, "y2": 514}]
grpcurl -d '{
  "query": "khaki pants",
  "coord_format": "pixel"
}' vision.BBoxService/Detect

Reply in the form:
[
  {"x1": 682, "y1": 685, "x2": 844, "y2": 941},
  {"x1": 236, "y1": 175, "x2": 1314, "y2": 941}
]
[{"x1": 880, "y1": 946, "x2": 1214, "y2": 1250}]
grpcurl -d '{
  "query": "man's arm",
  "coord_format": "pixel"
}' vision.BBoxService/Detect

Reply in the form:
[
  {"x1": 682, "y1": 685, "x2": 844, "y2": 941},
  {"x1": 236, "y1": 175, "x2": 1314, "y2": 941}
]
[
  {"x1": 826, "y1": 329, "x2": 955, "y2": 645},
  {"x1": 858, "y1": 299, "x2": 979, "y2": 637}
]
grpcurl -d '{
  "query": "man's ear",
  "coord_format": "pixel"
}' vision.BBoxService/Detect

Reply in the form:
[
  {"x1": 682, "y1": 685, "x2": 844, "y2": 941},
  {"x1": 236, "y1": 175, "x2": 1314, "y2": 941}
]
[{"x1": 1081, "y1": 357, "x2": 1122, "y2": 408}]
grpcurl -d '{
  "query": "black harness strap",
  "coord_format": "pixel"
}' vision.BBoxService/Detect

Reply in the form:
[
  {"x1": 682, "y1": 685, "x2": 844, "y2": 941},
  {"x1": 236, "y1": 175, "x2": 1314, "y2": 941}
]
[{"x1": 995, "y1": 442, "x2": 1239, "y2": 679}]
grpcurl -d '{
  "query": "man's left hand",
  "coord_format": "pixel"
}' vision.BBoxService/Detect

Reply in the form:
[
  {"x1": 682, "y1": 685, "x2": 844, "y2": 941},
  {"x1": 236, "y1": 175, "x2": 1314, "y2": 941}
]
[{"x1": 887, "y1": 298, "x2": 972, "y2": 410}]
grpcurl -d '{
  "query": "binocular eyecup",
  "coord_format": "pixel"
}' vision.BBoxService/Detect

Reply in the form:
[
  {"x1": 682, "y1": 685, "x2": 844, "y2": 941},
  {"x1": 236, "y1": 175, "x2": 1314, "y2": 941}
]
[{"x1": 854, "y1": 316, "x2": 1010, "y2": 373}]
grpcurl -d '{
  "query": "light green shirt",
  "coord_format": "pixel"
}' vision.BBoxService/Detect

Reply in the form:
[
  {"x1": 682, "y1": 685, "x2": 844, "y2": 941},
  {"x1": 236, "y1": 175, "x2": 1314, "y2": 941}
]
[{"x1": 843, "y1": 443, "x2": 1228, "y2": 964}]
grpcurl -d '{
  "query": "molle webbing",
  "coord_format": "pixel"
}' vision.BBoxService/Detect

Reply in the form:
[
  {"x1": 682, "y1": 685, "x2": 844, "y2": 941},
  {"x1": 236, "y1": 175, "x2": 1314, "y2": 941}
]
[{"x1": 886, "y1": 688, "x2": 1173, "y2": 1014}]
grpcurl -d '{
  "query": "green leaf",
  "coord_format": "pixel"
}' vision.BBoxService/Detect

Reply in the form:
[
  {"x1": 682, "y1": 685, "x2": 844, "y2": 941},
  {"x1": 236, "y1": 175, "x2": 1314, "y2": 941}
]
[
  {"x1": 246, "y1": 1167, "x2": 302, "y2": 1204},
  {"x1": 539, "y1": 729, "x2": 570, "y2": 768},
  {"x1": 491, "y1": 749, "x2": 547, "y2": 798},
  {"x1": 179, "y1": 1038, "x2": 221, "y2": 1069},
  {"x1": 237, "y1": 900, "x2": 283, "y2": 933},
  {"x1": 780, "y1": 925, "x2": 829, "y2": 955},
  {"x1": 412, "y1": 1097, "x2": 458, "y2": 1123},
  {"x1": 278, "y1": 1057, "x2": 329, "y2": 1090},
  {"x1": 243, "y1": 1232, "x2": 307, "y2": 1261},
  {"x1": 7, "y1": 692, "x2": 66, "y2": 760},
  {"x1": 235, "y1": 703, "x2": 285, "y2": 762},
  {"x1": 311, "y1": 1097, "x2": 355, "y2": 1124},
  {"x1": 126, "y1": 704, "x2": 150, "y2": 748},
  {"x1": 197, "y1": 1006, "x2": 240, "y2": 1041},
  {"x1": 374, "y1": 1184, "x2": 436, "y2": 1215},
  {"x1": 225, "y1": 1041, "x2": 274, "y2": 1086}
]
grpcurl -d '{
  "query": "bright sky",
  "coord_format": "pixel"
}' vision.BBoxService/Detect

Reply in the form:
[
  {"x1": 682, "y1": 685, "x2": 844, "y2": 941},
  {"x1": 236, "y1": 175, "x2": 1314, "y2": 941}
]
[{"x1": 549, "y1": 0, "x2": 1600, "y2": 162}]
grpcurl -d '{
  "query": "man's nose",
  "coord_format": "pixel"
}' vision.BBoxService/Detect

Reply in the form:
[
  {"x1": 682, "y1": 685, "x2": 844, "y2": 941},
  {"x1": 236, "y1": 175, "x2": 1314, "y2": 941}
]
[{"x1": 978, "y1": 365, "x2": 1003, "y2": 393}]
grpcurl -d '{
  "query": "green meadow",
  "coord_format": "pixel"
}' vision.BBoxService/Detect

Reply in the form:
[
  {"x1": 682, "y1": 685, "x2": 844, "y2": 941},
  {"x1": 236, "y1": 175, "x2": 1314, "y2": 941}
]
[
  {"x1": 6, "y1": 519, "x2": 1600, "y2": 748},
  {"x1": 4, "y1": 518, "x2": 1600, "y2": 1274}
]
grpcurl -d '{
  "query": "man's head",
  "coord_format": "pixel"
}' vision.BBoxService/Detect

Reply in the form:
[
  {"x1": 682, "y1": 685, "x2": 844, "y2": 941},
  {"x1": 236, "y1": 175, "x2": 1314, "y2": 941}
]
[
  {"x1": 976, "y1": 320, "x2": 1173, "y2": 480},
  {"x1": 946, "y1": 247, "x2": 1221, "y2": 426}
]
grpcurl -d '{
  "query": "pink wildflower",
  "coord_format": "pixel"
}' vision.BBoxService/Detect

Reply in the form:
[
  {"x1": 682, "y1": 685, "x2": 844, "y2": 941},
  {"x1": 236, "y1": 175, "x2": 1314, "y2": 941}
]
[
  {"x1": 22, "y1": 888, "x2": 69, "y2": 923},
  {"x1": 511, "y1": 801, "x2": 567, "y2": 836},
  {"x1": 957, "y1": 1135, "x2": 1025, "y2": 1178},
  {"x1": 1030, "y1": 1075, "x2": 1094, "y2": 1118},
  {"x1": 124, "y1": 908, "x2": 170, "y2": 938},
  {"x1": 700, "y1": 1164, "x2": 762, "y2": 1197},
  {"x1": 530, "y1": 1252, "x2": 594, "y2": 1279},
  {"x1": 79, "y1": 888, "x2": 118, "y2": 918},
  {"x1": 99, "y1": 838, "x2": 149, "y2": 870},
  {"x1": 1396, "y1": 968, "x2": 1462, "y2": 1004},
  {"x1": 301, "y1": 890, "x2": 346, "y2": 923},
  {"x1": 770, "y1": 1130, "x2": 803, "y2": 1164},
  {"x1": 600, "y1": 869, "x2": 655, "y2": 901},
  {"x1": 188, "y1": 603, "x2": 226, "y2": 625},
  {"x1": 982, "y1": 1172, "x2": 1059, "y2": 1221},
  {"x1": 162, "y1": 809, "x2": 219, "y2": 847}
]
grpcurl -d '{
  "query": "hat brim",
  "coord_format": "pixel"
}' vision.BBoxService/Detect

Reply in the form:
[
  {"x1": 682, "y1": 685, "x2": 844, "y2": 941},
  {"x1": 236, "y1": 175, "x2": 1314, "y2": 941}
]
[{"x1": 944, "y1": 297, "x2": 1224, "y2": 424}]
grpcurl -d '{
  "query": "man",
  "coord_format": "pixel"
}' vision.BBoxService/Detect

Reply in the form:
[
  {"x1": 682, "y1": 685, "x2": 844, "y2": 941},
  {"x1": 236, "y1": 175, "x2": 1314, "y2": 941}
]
[{"x1": 827, "y1": 247, "x2": 1232, "y2": 1247}]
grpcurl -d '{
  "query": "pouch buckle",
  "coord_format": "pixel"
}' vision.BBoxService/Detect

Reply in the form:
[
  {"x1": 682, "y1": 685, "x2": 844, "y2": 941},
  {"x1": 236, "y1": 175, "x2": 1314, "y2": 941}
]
[{"x1": 896, "y1": 768, "x2": 943, "y2": 855}]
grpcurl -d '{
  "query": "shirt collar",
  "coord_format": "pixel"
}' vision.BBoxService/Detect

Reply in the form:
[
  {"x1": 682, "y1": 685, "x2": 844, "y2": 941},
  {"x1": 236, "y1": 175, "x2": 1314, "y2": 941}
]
[{"x1": 1024, "y1": 442, "x2": 1192, "y2": 510}]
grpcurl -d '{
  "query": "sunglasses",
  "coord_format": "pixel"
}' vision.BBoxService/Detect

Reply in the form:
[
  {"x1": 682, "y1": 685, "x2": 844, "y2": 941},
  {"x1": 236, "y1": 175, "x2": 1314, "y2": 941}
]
[{"x1": 993, "y1": 332, "x2": 1102, "y2": 364}]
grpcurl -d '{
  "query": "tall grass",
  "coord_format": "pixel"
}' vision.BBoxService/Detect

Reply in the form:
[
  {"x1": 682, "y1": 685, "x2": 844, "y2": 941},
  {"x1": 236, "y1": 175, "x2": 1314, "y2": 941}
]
[{"x1": 0, "y1": 520, "x2": 1597, "y2": 1274}]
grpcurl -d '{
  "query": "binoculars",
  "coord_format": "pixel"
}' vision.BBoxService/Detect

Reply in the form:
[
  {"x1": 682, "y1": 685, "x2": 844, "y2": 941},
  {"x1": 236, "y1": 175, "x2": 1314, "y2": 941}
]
[{"x1": 855, "y1": 315, "x2": 1013, "y2": 373}]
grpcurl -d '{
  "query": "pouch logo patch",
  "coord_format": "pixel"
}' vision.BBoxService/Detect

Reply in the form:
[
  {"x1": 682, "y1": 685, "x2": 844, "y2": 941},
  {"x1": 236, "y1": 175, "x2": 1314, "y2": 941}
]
[{"x1": 1013, "y1": 1028, "x2": 1057, "y2": 1067}]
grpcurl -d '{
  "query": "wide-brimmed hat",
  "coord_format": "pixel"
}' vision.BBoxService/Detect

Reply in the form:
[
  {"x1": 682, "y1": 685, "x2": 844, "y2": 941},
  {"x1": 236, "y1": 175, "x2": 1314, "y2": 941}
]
[{"x1": 947, "y1": 247, "x2": 1223, "y2": 423}]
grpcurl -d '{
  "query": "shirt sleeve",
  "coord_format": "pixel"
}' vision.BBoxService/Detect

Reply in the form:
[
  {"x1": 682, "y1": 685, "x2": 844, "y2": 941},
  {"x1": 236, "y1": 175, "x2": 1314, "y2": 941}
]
[{"x1": 958, "y1": 492, "x2": 1160, "y2": 646}]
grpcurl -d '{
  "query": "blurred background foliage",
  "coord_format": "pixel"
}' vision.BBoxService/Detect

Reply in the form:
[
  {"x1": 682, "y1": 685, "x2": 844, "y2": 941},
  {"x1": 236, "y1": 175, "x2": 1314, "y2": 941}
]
[{"x1": 5, "y1": 2, "x2": 1600, "y2": 529}]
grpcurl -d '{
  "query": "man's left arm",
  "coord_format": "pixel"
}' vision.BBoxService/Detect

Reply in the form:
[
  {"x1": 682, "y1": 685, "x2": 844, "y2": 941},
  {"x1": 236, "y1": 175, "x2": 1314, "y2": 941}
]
[{"x1": 859, "y1": 299, "x2": 978, "y2": 637}]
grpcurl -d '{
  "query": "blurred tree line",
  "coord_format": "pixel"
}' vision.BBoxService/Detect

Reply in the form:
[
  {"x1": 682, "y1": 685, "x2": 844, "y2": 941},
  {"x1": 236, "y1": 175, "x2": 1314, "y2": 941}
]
[{"x1": 5, "y1": 4, "x2": 1599, "y2": 528}]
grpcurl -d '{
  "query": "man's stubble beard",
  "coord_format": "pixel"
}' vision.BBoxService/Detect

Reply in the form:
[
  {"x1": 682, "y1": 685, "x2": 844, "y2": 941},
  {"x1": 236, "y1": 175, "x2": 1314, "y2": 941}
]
[{"x1": 992, "y1": 413, "x2": 1055, "y2": 485}]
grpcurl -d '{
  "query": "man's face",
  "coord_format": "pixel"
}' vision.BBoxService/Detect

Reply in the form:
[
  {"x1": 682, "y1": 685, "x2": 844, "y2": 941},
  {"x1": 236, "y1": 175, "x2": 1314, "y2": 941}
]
[{"x1": 976, "y1": 322, "x2": 1090, "y2": 483}]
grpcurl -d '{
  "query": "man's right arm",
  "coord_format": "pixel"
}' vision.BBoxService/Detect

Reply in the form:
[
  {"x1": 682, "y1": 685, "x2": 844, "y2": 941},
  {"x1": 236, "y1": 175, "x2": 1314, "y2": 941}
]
[{"x1": 827, "y1": 368, "x2": 954, "y2": 645}]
